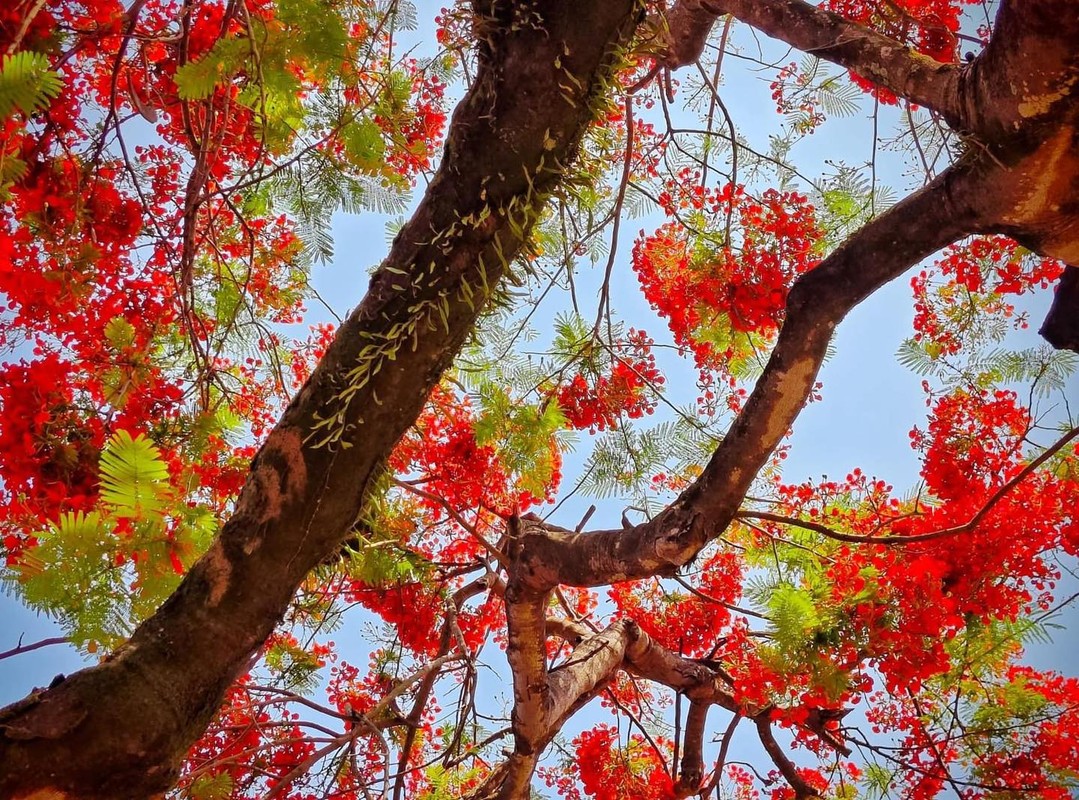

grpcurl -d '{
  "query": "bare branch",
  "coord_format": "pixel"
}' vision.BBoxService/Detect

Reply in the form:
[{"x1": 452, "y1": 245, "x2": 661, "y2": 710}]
[
  {"x1": 756, "y1": 715, "x2": 822, "y2": 799},
  {"x1": 0, "y1": 637, "x2": 68, "y2": 663}
]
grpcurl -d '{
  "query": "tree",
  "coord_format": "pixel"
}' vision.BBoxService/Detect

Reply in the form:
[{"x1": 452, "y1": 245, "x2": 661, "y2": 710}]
[{"x1": 1, "y1": 0, "x2": 1078, "y2": 797}]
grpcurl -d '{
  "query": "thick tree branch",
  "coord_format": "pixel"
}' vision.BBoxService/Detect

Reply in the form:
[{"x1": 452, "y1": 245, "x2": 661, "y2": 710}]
[
  {"x1": 623, "y1": 629, "x2": 741, "y2": 712},
  {"x1": 964, "y1": 0, "x2": 1079, "y2": 142},
  {"x1": 513, "y1": 160, "x2": 988, "y2": 591},
  {"x1": 0, "y1": 3, "x2": 644, "y2": 797},
  {"x1": 479, "y1": 612, "x2": 853, "y2": 798},
  {"x1": 482, "y1": 618, "x2": 641, "y2": 798},
  {"x1": 676, "y1": 700, "x2": 709, "y2": 794},
  {"x1": 660, "y1": 0, "x2": 965, "y2": 125},
  {"x1": 653, "y1": 0, "x2": 721, "y2": 69},
  {"x1": 504, "y1": 591, "x2": 551, "y2": 753},
  {"x1": 474, "y1": 620, "x2": 726, "y2": 798},
  {"x1": 547, "y1": 620, "x2": 637, "y2": 731}
]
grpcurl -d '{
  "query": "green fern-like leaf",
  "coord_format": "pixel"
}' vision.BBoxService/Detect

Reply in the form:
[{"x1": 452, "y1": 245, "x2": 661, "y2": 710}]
[
  {"x1": 768, "y1": 582, "x2": 820, "y2": 650},
  {"x1": 341, "y1": 118, "x2": 386, "y2": 173},
  {"x1": 896, "y1": 338, "x2": 942, "y2": 376},
  {"x1": 0, "y1": 152, "x2": 28, "y2": 198},
  {"x1": 174, "y1": 37, "x2": 248, "y2": 100},
  {"x1": 0, "y1": 51, "x2": 63, "y2": 119},
  {"x1": 818, "y1": 76, "x2": 863, "y2": 118},
  {"x1": 99, "y1": 430, "x2": 173, "y2": 520},
  {"x1": 5, "y1": 511, "x2": 130, "y2": 649},
  {"x1": 185, "y1": 773, "x2": 235, "y2": 800}
]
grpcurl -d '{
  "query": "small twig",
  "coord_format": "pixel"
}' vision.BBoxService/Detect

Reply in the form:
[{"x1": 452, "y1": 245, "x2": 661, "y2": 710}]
[
  {"x1": 702, "y1": 712, "x2": 741, "y2": 795},
  {"x1": 592, "y1": 99, "x2": 636, "y2": 339},
  {"x1": 0, "y1": 636, "x2": 68, "y2": 662},
  {"x1": 736, "y1": 423, "x2": 1079, "y2": 546},
  {"x1": 391, "y1": 478, "x2": 511, "y2": 567},
  {"x1": 672, "y1": 573, "x2": 769, "y2": 621}
]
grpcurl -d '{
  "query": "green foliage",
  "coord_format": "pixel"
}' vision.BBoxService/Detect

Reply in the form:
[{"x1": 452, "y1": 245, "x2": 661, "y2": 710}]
[
  {"x1": 692, "y1": 316, "x2": 771, "y2": 382},
  {"x1": 237, "y1": 64, "x2": 305, "y2": 151},
  {"x1": 2, "y1": 431, "x2": 218, "y2": 651},
  {"x1": 264, "y1": 636, "x2": 326, "y2": 693},
  {"x1": 7, "y1": 511, "x2": 130, "y2": 649},
  {"x1": 862, "y1": 762, "x2": 896, "y2": 799},
  {"x1": 174, "y1": 38, "x2": 250, "y2": 101},
  {"x1": 0, "y1": 51, "x2": 62, "y2": 120},
  {"x1": 340, "y1": 118, "x2": 387, "y2": 173},
  {"x1": 768, "y1": 581, "x2": 820, "y2": 644},
  {"x1": 103, "y1": 316, "x2": 137, "y2": 351},
  {"x1": 473, "y1": 382, "x2": 567, "y2": 497},
  {"x1": 348, "y1": 490, "x2": 432, "y2": 588},
  {"x1": 273, "y1": 153, "x2": 408, "y2": 267},
  {"x1": 898, "y1": 339, "x2": 1078, "y2": 396},
  {"x1": 419, "y1": 763, "x2": 491, "y2": 799},
  {"x1": 947, "y1": 615, "x2": 1053, "y2": 683},
  {"x1": 0, "y1": 149, "x2": 28, "y2": 201},
  {"x1": 274, "y1": 0, "x2": 349, "y2": 68},
  {"x1": 580, "y1": 424, "x2": 666, "y2": 499},
  {"x1": 99, "y1": 430, "x2": 173, "y2": 521},
  {"x1": 815, "y1": 164, "x2": 895, "y2": 247},
  {"x1": 184, "y1": 773, "x2": 235, "y2": 800},
  {"x1": 346, "y1": 532, "x2": 426, "y2": 588},
  {"x1": 814, "y1": 72, "x2": 863, "y2": 119}
]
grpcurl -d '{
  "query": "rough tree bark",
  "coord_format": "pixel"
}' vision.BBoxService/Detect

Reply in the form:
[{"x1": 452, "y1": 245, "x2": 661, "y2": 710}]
[{"x1": 1, "y1": 0, "x2": 1078, "y2": 798}]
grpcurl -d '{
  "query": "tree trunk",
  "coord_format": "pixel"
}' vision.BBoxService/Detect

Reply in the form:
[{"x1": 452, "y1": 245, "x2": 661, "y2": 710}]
[{"x1": 0, "y1": 3, "x2": 642, "y2": 797}]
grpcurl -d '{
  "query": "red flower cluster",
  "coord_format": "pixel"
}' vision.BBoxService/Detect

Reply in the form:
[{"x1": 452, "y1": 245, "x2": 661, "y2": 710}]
[
  {"x1": 181, "y1": 674, "x2": 319, "y2": 799},
  {"x1": 770, "y1": 61, "x2": 827, "y2": 134},
  {"x1": 553, "y1": 329, "x2": 664, "y2": 432},
  {"x1": 540, "y1": 724, "x2": 676, "y2": 800},
  {"x1": 373, "y1": 59, "x2": 449, "y2": 176},
  {"x1": 609, "y1": 548, "x2": 743, "y2": 657},
  {"x1": 911, "y1": 236, "x2": 1063, "y2": 357},
  {"x1": 389, "y1": 385, "x2": 549, "y2": 517},
  {"x1": 633, "y1": 177, "x2": 821, "y2": 369}
]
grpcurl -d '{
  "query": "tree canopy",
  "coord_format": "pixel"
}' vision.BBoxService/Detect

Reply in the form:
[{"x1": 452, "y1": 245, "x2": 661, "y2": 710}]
[{"x1": 1, "y1": 0, "x2": 1079, "y2": 798}]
